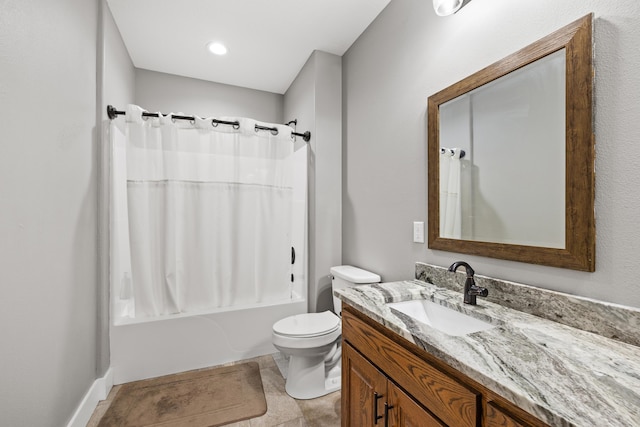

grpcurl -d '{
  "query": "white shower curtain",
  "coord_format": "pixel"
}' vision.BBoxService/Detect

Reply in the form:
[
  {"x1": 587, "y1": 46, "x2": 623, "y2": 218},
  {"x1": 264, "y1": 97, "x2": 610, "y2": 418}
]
[
  {"x1": 111, "y1": 105, "x2": 294, "y2": 319},
  {"x1": 439, "y1": 148, "x2": 462, "y2": 239}
]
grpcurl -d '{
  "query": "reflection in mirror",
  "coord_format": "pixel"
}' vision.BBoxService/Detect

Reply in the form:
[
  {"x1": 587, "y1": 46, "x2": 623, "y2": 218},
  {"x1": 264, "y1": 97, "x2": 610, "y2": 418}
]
[
  {"x1": 439, "y1": 49, "x2": 566, "y2": 248},
  {"x1": 427, "y1": 14, "x2": 594, "y2": 271}
]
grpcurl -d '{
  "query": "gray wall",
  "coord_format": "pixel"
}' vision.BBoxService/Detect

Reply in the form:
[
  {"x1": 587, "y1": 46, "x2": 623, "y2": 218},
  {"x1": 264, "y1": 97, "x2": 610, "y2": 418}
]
[
  {"x1": 102, "y1": 1, "x2": 136, "y2": 118},
  {"x1": 343, "y1": 0, "x2": 640, "y2": 307},
  {"x1": 284, "y1": 51, "x2": 343, "y2": 313},
  {"x1": 0, "y1": 0, "x2": 100, "y2": 425},
  {"x1": 134, "y1": 69, "x2": 284, "y2": 124},
  {"x1": 98, "y1": 0, "x2": 136, "y2": 376}
]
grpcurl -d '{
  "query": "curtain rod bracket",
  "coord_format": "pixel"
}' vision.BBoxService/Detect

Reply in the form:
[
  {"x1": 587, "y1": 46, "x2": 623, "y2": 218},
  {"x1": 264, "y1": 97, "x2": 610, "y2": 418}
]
[{"x1": 107, "y1": 105, "x2": 121, "y2": 120}]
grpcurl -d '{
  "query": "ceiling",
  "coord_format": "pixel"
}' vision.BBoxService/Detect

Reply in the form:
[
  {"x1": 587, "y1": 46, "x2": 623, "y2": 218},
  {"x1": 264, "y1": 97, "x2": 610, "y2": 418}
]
[{"x1": 107, "y1": 0, "x2": 391, "y2": 94}]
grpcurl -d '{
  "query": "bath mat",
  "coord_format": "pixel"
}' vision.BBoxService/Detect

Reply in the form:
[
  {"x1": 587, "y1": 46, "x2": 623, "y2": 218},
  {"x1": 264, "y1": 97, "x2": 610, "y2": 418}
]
[{"x1": 98, "y1": 362, "x2": 267, "y2": 426}]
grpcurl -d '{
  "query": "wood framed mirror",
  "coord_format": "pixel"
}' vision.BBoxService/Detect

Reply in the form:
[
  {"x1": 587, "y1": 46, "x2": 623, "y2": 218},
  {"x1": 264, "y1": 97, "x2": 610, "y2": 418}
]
[{"x1": 427, "y1": 14, "x2": 594, "y2": 271}]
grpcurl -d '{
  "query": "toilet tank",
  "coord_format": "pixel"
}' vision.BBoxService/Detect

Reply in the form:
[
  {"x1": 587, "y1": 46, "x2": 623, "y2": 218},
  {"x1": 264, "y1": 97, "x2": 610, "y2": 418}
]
[{"x1": 330, "y1": 265, "x2": 381, "y2": 315}]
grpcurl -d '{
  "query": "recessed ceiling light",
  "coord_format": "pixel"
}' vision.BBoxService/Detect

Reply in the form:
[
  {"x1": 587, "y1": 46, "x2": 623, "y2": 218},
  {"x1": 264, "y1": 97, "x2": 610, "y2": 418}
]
[
  {"x1": 433, "y1": 0, "x2": 463, "y2": 16},
  {"x1": 207, "y1": 41, "x2": 228, "y2": 56}
]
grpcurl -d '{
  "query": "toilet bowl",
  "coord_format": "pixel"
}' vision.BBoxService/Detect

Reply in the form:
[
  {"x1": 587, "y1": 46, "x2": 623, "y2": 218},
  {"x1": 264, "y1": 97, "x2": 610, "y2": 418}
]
[
  {"x1": 272, "y1": 265, "x2": 380, "y2": 399},
  {"x1": 272, "y1": 311, "x2": 342, "y2": 399}
]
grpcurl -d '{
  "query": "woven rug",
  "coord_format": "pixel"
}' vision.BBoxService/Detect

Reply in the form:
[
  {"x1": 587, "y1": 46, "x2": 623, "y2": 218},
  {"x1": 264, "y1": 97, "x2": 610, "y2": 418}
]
[{"x1": 98, "y1": 362, "x2": 267, "y2": 426}]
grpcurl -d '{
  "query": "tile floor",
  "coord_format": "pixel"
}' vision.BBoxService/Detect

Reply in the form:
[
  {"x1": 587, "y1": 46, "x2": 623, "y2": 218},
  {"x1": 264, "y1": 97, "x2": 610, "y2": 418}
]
[{"x1": 87, "y1": 354, "x2": 341, "y2": 427}]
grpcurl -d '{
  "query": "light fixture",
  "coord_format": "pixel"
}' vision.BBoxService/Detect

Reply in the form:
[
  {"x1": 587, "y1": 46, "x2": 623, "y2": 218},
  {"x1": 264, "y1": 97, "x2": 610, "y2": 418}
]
[
  {"x1": 433, "y1": 0, "x2": 464, "y2": 16},
  {"x1": 206, "y1": 41, "x2": 228, "y2": 56}
]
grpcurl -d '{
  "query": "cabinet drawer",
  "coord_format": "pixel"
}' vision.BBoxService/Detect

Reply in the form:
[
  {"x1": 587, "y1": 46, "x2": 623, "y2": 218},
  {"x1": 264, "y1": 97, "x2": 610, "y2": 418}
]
[{"x1": 343, "y1": 309, "x2": 479, "y2": 427}]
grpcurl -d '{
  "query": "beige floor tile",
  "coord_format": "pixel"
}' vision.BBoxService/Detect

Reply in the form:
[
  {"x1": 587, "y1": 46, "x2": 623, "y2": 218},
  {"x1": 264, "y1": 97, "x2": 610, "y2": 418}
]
[
  {"x1": 296, "y1": 391, "x2": 341, "y2": 427},
  {"x1": 274, "y1": 417, "x2": 309, "y2": 427}
]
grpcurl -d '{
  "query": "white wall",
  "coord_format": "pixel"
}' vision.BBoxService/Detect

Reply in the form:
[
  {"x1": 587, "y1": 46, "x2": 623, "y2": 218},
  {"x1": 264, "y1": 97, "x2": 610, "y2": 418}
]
[
  {"x1": 284, "y1": 51, "x2": 343, "y2": 312},
  {"x1": 343, "y1": 0, "x2": 640, "y2": 308},
  {"x1": 134, "y1": 69, "x2": 284, "y2": 124},
  {"x1": 0, "y1": 0, "x2": 100, "y2": 425}
]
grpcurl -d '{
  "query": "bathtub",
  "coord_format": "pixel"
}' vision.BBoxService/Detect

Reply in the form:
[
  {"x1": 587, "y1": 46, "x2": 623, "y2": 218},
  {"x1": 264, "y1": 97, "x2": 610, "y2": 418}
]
[{"x1": 110, "y1": 296, "x2": 306, "y2": 384}]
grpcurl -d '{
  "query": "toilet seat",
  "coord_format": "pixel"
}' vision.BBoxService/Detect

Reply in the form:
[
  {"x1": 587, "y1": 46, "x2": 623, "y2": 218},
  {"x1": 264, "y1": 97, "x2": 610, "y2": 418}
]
[{"x1": 273, "y1": 311, "x2": 340, "y2": 338}]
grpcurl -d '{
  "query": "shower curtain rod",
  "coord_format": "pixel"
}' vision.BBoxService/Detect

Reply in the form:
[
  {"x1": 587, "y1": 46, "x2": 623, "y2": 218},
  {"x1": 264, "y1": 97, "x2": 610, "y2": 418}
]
[{"x1": 106, "y1": 105, "x2": 311, "y2": 142}]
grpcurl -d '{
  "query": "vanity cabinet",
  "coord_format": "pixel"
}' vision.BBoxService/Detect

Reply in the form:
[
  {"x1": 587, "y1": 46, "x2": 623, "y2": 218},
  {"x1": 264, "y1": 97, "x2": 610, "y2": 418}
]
[
  {"x1": 341, "y1": 306, "x2": 549, "y2": 427},
  {"x1": 343, "y1": 342, "x2": 445, "y2": 426}
]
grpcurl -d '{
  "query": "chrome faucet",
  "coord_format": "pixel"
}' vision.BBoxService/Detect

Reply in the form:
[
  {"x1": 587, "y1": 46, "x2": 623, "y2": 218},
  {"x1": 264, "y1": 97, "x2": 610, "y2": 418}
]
[{"x1": 447, "y1": 261, "x2": 488, "y2": 305}]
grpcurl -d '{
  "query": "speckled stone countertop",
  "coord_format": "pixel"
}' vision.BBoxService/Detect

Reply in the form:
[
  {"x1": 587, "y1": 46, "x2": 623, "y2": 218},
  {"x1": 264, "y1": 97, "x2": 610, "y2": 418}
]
[{"x1": 335, "y1": 280, "x2": 640, "y2": 427}]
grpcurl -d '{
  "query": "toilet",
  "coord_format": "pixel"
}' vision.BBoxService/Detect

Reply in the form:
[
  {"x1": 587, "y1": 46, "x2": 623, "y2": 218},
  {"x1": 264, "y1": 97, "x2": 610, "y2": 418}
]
[{"x1": 272, "y1": 265, "x2": 381, "y2": 399}]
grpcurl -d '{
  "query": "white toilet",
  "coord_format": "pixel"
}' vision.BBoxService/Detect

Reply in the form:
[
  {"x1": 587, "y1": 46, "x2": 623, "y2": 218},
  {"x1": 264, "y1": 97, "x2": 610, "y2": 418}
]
[{"x1": 272, "y1": 265, "x2": 381, "y2": 399}]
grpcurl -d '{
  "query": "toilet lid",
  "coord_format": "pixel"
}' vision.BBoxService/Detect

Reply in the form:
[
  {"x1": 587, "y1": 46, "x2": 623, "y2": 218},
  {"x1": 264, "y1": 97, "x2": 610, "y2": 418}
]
[{"x1": 273, "y1": 311, "x2": 341, "y2": 338}]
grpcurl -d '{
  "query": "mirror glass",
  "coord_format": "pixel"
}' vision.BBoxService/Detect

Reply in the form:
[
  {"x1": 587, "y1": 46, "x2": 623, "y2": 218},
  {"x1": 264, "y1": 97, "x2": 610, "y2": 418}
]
[
  {"x1": 427, "y1": 14, "x2": 594, "y2": 271},
  {"x1": 439, "y1": 49, "x2": 566, "y2": 248}
]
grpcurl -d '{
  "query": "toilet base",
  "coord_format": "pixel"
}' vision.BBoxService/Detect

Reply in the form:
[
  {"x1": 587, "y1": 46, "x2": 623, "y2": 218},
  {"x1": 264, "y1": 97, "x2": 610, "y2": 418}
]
[{"x1": 284, "y1": 354, "x2": 341, "y2": 400}]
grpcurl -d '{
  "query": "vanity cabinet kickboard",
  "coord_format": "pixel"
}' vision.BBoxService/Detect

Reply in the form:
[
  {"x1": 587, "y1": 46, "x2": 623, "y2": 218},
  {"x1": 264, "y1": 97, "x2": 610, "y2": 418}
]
[{"x1": 342, "y1": 308, "x2": 479, "y2": 427}]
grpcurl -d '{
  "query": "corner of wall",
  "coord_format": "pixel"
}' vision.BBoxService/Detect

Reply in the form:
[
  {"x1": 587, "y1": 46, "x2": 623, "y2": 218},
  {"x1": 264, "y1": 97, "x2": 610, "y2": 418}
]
[
  {"x1": 284, "y1": 49, "x2": 343, "y2": 313},
  {"x1": 66, "y1": 368, "x2": 114, "y2": 427}
]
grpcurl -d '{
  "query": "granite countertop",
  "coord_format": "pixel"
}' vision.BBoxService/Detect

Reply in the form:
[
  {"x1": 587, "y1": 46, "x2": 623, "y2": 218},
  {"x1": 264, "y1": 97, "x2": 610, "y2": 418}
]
[{"x1": 335, "y1": 280, "x2": 640, "y2": 427}]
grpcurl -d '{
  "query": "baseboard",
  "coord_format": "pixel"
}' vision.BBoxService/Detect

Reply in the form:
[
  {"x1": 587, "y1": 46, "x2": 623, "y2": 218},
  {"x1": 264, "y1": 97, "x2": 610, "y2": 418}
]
[{"x1": 66, "y1": 367, "x2": 113, "y2": 427}]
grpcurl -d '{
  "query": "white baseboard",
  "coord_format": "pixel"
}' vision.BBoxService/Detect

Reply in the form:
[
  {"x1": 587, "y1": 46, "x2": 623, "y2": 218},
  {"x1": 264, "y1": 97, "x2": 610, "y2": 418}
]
[{"x1": 67, "y1": 368, "x2": 113, "y2": 427}]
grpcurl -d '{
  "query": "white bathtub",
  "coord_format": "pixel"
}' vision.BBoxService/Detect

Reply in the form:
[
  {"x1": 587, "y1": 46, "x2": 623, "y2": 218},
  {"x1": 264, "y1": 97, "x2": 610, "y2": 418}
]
[{"x1": 110, "y1": 296, "x2": 306, "y2": 384}]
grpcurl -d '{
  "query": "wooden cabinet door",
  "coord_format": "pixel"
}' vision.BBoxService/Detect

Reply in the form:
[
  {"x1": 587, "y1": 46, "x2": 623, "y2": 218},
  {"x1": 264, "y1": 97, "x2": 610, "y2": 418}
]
[
  {"x1": 342, "y1": 342, "x2": 388, "y2": 427},
  {"x1": 387, "y1": 382, "x2": 447, "y2": 427},
  {"x1": 486, "y1": 402, "x2": 534, "y2": 427}
]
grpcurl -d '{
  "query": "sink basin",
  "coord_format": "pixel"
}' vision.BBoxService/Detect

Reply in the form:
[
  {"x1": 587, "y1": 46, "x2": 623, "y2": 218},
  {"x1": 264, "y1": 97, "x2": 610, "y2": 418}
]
[{"x1": 387, "y1": 299, "x2": 495, "y2": 336}]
